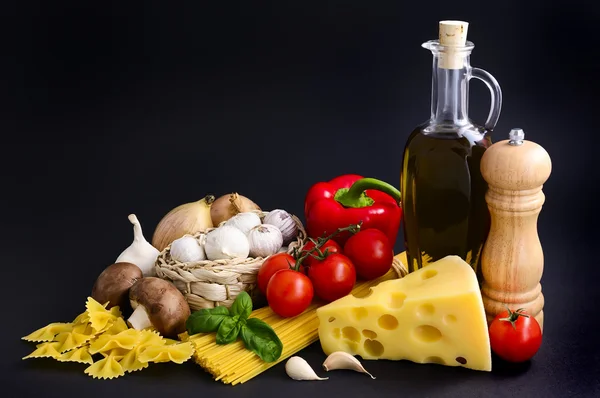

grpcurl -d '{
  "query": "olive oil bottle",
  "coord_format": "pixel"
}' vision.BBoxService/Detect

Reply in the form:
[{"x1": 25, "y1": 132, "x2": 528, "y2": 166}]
[{"x1": 400, "y1": 21, "x2": 502, "y2": 279}]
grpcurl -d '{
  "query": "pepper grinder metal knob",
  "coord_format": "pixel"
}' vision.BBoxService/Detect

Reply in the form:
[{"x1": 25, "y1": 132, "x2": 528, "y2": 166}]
[{"x1": 479, "y1": 128, "x2": 552, "y2": 331}]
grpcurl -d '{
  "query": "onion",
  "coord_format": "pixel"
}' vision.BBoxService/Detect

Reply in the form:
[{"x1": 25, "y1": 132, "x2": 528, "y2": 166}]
[
  {"x1": 224, "y1": 212, "x2": 262, "y2": 235},
  {"x1": 210, "y1": 193, "x2": 261, "y2": 226},
  {"x1": 263, "y1": 209, "x2": 298, "y2": 245},
  {"x1": 204, "y1": 225, "x2": 250, "y2": 260}
]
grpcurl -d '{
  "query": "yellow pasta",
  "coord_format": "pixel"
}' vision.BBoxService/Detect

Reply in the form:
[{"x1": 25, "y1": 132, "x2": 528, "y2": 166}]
[
  {"x1": 187, "y1": 269, "x2": 399, "y2": 385},
  {"x1": 105, "y1": 318, "x2": 128, "y2": 335},
  {"x1": 21, "y1": 323, "x2": 73, "y2": 342},
  {"x1": 55, "y1": 323, "x2": 97, "y2": 353},
  {"x1": 88, "y1": 329, "x2": 140, "y2": 354},
  {"x1": 72, "y1": 311, "x2": 90, "y2": 325},
  {"x1": 119, "y1": 348, "x2": 149, "y2": 373},
  {"x1": 23, "y1": 342, "x2": 62, "y2": 360},
  {"x1": 85, "y1": 297, "x2": 117, "y2": 332},
  {"x1": 57, "y1": 346, "x2": 94, "y2": 365},
  {"x1": 138, "y1": 342, "x2": 194, "y2": 364},
  {"x1": 84, "y1": 351, "x2": 125, "y2": 380}
]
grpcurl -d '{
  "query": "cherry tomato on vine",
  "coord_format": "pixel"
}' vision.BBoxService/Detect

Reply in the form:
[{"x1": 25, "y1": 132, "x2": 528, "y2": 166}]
[
  {"x1": 343, "y1": 228, "x2": 394, "y2": 280},
  {"x1": 266, "y1": 269, "x2": 313, "y2": 318},
  {"x1": 307, "y1": 253, "x2": 356, "y2": 303},
  {"x1": 257, "y1": 253, "x2": 296, "y2": 295},
  {"x1": 489, "y1": 308, "x2": 542, "y2": 363},
  {"x1": 300, "y1": 239, "x2": 343, "y2": 271}
]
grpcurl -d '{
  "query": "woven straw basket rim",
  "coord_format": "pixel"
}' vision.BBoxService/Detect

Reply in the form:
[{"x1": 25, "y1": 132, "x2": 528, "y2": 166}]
[{"x1": 155, "y1": 210, "x2": 307, "y2": 311}]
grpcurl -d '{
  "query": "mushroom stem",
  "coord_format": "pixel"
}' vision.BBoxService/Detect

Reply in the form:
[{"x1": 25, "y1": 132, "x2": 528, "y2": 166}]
[{"x1": 128, "y1": 305, "x2": 152, "y2": 330}]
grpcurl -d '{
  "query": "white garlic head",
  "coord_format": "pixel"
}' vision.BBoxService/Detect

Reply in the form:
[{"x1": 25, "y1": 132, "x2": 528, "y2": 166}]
[
  {"x1": 248, "y1": 224, "x2": 283, "y2": 258},
  {"x1": 263, "y1": 209, "x2": 297, "y2": 245},
  {"x1": 170, "y1": 235, "x2": 206, "y2": 263}
]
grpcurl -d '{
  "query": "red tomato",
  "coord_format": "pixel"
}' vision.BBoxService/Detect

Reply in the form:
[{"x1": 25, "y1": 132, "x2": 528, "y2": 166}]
[
  {"x1": 257, "y1": 253, "x2": 296, "y2": 295},
  {"x1": 300, "y1": 239, "x2": 343, "y2": 270},
  {"x1": 307, "y1": 253, "x2": 356, "y2": 303},
  {"x1": 343, "y1": 229, "x2": 394, "y2": 280},
  {"x1": 266, "y1": 269, "x2": 314, "y2": 318},
  {"x1": 489, "y1": 308, "x2": 543, "y2": 363}
]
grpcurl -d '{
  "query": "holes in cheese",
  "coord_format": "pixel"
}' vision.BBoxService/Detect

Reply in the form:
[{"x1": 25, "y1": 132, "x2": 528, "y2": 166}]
[
  {"x1": 362, "y1": 329, "x2": 377, "y2": 339},
  {"x1": 414, "y1": 325, "x2": 442, "y2": 342},
  {"x1": 316, "y1": 255, "x2": 492, "y2": 372},
  {"x1": 389, "y1": 292, "x2": 406, "y2": 309},
  {"x1": 422, "y1": 269, "x2": 438, "y2": 280},
  {"x1": 341, "y1": 327, "x2": 361, "y2": 342},
  {"x1": 328, "y1": 317, "x2": 336, "y2": 323},
  {"x1": 352, "y1": 307, "x2": 368, "y2": 320},
  {"x1": 423, "y1": 356, "x2": 446, "y2": 365},
  {"x1": 364, "y1": 339, "x2": 384, "y2": 357},
  {"x1": 417, "y1": 303, "x2": 435, "y2": 317},
  {"x1": 443, "y1": 314, "x2": 457, "y2": 324},
  {"x1": 378, "y1": 314, "x2": 399, "y2": 330},
  {"x1": 353, "y1": 289, "x2": 373, "y2": 299}
]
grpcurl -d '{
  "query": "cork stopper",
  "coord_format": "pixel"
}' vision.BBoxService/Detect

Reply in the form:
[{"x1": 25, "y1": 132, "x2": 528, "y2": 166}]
[{"x1": 438, "y1": 20, "x2": 469, "y2": 69}]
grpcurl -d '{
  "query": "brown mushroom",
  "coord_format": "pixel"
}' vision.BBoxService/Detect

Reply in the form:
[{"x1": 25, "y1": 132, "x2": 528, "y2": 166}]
[
  {"x1": 91, "y1": 262, "x2": 143, "y2": 309},
  {"x1": 127, "y1": 277, "x2": 191, "y2": 338}
]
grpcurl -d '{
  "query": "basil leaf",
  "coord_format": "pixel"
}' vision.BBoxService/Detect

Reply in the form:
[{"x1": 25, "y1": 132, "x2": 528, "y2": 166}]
[
  {"x1": 230, "y1": 291, "x2": 253, "y2": 320},
  {"x1": 185, "y1": 306, "x2": 231, "y2": 335},
  {"x1": 240, "y1": 318, "x2": 283, "y2": 363},
  {"x1": 216, "y1": 316, "x2": 242, "y2": 345}
]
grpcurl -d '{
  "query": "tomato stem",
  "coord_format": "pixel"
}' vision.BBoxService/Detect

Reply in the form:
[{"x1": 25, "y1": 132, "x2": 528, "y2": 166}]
[
  {"x1": 499, "y1": 307, "x2": 530, "y2": 330},
  {"x1": 293, "y1": 223, "x2": 362, "y2": 271}
]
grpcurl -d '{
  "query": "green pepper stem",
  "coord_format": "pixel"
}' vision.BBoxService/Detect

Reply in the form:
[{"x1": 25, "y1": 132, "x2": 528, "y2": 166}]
[{"x1": 334, "y1": 178, "x2": 401, "y2": 208}]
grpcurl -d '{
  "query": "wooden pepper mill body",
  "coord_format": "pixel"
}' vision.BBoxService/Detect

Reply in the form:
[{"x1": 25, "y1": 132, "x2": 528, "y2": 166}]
[{"x1": 480, "y1": 129, "x2": 552, "y2": 331}]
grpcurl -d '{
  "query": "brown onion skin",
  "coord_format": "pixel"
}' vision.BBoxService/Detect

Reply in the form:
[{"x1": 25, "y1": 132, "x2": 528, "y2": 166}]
[{"x1": 210, "y1": 193, "x2": 261, "y2": 226}]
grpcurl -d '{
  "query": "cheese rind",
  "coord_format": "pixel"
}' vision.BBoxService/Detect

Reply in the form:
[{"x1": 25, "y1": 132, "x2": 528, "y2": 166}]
[{"x1": 316, "y1": 255, "x2": 491, "y2": 371}]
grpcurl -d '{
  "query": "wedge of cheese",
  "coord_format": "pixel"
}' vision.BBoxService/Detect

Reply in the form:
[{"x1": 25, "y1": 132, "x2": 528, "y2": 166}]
[{"x1": 316, "y1": 255, "x2": 491, "y2": 371}]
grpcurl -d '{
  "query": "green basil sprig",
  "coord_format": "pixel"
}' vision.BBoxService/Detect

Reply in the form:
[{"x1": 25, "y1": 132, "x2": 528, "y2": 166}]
[{"x1": 185, "y1": 292, "x2": 283, "y2": 363}]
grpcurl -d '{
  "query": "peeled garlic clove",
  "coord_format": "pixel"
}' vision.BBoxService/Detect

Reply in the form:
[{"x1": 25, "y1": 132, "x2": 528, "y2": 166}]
[
  {"x1": 322, "y1": 351, "x2": 375, "y2": 379},
  {"x1": 285, "y1": 356, "x2": 328, "y2": 381},
  {"x1": 116, "y1": 214, "x2": 161, "y2": 277}
]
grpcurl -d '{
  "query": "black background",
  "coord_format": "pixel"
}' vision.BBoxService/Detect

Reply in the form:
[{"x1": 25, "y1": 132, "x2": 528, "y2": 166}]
[{"x1": 2, "y1": 1, "x2": 599, "y2": 397}]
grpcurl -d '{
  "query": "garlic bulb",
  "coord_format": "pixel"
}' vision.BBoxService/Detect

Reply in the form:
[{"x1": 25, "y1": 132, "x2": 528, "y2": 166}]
[
  {"x1": 170, "y1": 235, "x2": 206, "y2": 263},
  {"x1": 285, "y1": 356, "x2": 328, "y2": 381},
  {"x1": 204, "y1": 226, "x2": 250, "y2": 260},
  {"x1": 263, "y1": 209, "x2": 298, "y2": 245},
  {"x1": 116, "y1": 214, "x2": 161, "y2": 277},
  {"x1": 223, "y1": 212, "x2": 262, "y2": 235},
  {"x1": 152, "y1": 195, "x2": 215, "y2": 252},
  {"x1": 248, "y1": 224, "x2": 283, "y2": 258}
]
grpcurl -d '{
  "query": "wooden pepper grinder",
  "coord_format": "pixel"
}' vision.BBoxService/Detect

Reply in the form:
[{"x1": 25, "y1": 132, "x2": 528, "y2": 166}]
[{"x1": 480, "y1": 128, "x2": 552, "y2": 331}]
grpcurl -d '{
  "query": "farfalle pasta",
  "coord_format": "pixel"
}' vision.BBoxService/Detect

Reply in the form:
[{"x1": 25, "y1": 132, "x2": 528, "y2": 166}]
[
  {"x1": 21, "y1": 296, "x2": 194, "y2": 380},
  {"x1": 57, "y1": 346, "x2": 93, "y2": 365},
  {"x1": 21, "y1": 323, "x2": 73, "y2": 343}
]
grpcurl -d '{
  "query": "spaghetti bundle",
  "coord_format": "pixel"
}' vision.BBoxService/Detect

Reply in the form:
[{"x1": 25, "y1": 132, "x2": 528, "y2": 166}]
[{"x1": 185, "y1": 256, "x2": 407, "y2": 385}]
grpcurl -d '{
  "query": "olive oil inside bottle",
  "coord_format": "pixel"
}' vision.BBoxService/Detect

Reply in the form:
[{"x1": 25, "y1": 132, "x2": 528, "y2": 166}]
[{"x1": 401, "y1": 124, "x2": 491, "y2": 278}]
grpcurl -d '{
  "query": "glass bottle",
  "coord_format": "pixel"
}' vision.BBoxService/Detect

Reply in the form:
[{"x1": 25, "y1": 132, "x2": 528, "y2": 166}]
[{"x1": 400, "y1": 21, "x2": 502, "y2": 279}]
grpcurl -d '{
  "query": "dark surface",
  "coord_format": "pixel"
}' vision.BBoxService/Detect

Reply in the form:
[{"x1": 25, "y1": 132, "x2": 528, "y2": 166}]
[{"x1": 2, "y1": 1, "x2": 599, "y2": 397}]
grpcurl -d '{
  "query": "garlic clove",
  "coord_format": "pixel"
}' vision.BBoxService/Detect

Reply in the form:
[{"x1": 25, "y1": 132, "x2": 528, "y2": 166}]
[
  {"x1": 285, "y1": 356, "x2": 328, "y2": 381},
  {"x1": 116, "y1": 214, "x2": 161, "y2": 277},
  {"x1": 322, "y1": 351, "x2": 376, "y2": 379}
]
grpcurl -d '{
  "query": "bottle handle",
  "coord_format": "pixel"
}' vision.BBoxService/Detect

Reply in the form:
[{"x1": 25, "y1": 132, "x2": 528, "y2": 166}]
[{"x1": 469, "y1": 67, "x2": 503, "y2": 131}]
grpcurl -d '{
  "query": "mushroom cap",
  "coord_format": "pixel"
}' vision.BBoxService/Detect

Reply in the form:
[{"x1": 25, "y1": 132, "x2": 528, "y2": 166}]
[
  {"x1": 129, "y1": 277, "x2": 191, "y2": 338},
  {"x1": 92, "y1": 262, "x2": 143, "y2": 309}
]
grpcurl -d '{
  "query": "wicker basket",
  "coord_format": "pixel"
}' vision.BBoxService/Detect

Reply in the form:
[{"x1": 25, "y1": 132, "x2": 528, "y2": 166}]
[{"x1": 155, "y1": 211, "x2": 307, "y2": 312}]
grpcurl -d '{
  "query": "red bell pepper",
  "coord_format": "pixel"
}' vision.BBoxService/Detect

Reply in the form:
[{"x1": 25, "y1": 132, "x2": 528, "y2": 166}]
[{"x1": 304, "y1": 174, "x2": 403, "y2": 246}]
